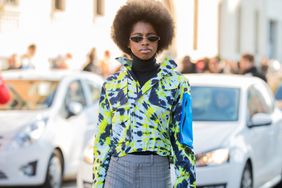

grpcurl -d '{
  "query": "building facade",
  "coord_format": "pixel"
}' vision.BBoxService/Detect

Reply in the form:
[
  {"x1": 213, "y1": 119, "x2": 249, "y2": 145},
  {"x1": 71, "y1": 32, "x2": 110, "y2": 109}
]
[{"x1": 0, "y1": 0, "x2": 282, "y2": 69}]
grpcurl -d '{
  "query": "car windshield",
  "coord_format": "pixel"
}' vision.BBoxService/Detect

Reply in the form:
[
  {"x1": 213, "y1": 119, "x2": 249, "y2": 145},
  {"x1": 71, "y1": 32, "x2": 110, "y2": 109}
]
[
  {"x1": 191, "y1": 86, "x2": 240, "y2": 121},
  {"x1": 0, "y1": 79, "x2": 59, "y2": 110}
]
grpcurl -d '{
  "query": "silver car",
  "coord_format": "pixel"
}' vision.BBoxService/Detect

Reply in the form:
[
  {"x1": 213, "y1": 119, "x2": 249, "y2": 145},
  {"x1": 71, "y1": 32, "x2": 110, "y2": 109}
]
[{"x1": 0, "y1": 70, "x2": 103, "y2": 187}]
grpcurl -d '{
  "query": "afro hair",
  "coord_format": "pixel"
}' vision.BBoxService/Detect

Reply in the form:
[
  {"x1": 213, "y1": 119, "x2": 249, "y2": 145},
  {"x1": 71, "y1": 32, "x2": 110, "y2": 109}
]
[{"x1": 111, "y1": 0, "x2": 175, "y2": 55}]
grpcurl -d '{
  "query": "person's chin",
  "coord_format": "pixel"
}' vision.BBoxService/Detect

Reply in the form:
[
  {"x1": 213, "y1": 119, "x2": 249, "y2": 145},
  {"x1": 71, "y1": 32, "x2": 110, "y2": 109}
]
[{"x1": 138, "y1": 53, "x2": 154, "y2": 60}]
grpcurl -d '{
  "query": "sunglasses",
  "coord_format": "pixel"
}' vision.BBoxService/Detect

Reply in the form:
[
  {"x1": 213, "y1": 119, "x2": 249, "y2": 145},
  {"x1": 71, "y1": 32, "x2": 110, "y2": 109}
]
[{"x1": 129, "y1": 35, "x2": 160, "y2": 43}]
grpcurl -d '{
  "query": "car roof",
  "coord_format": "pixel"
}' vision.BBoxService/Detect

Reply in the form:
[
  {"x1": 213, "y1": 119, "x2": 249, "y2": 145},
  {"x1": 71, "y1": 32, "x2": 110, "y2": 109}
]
[
  {"x1": 184, "y1": 73, "x2": 263, "y2": 89},
  {"x1": 1, "y1": 70, "x2": 104, "y2": 82}
]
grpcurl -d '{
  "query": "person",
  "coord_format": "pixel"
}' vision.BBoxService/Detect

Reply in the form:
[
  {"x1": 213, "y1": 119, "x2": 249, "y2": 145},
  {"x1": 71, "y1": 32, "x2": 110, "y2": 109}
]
[
  {"x1": 259, "y1": 56, "x2": 269, "y2": 77},
  {"x1": 93, "y1": 1, "x2": 196, "y2": 188},
  {"x1": 239, "y1": 53, "x2": 267, "y2": 82},
  {"x1": 20, "y1": 43, "x2": 37, "y2": 69},
  {"x1": 195, "y1": 58, "x2": 208, "y2": 73},
  {"x1": 7, "y1": 53, "x2": 21, "y2": 70},
  {"x1": 207, "y1": 56, "x2": 223, "y2": 73},
  {"x1": 51, "y1": 55, "x2": 68, "y2": 69},
  {"x1": 82, "y1": 47, "x2": 100, "y2": 74},
  {"x1": 0, "y1": 75, "x2": 10, "y2": 105},
  {"x1": 180, "y1": 55, "x2": 196, "y2": 74},
  {"x1": 64, "y1": 52, "x2": 73, "y2": 69},
  {"x1": 98, "y1": 50, "x2": 111, "y2": 77}
]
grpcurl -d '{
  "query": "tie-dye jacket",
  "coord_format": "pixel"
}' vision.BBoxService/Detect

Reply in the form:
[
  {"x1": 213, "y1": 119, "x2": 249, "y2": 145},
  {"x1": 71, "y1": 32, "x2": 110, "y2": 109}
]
[{"x1": 93, "y1": 57, "x2": 196, "y2": 188}]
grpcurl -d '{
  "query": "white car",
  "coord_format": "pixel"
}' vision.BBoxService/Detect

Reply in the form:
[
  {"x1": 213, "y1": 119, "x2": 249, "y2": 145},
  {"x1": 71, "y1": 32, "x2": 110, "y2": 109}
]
[
  {"x1": 0, "y1": 70, "x2": 103, "y2": 187},
  {"x1": 77, "y1": 74, "x2": 282, "y2": 188},
  {"x1": 189, "y1": 74, "x2": 282, "y2": 188}
]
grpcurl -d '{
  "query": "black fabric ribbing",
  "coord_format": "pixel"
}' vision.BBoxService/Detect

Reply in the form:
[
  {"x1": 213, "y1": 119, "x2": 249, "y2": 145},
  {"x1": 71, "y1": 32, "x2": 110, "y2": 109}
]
[{"x1": 131, "y1": 53, "x2": 160, "y2": 87}]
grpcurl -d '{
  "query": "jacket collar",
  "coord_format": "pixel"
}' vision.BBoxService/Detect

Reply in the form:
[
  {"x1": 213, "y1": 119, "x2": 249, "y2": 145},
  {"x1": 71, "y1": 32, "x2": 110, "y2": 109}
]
[
  {"x1": 116, "y1": 56, "x2": 177, "y2": 96},
  {"x1": 115, "y1": 56, "x2": 177, "y2": 77}
]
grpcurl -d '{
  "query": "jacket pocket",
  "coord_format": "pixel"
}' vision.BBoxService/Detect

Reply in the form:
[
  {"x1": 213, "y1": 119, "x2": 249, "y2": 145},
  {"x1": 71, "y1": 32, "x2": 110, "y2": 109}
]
[{"x1": 149, "y1": 79, "x2": 178, "y2": 111}]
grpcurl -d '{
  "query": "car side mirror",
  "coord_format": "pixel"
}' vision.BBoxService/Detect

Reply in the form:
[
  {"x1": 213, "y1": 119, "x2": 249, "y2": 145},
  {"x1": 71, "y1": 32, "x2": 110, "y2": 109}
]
[
  {"x1": 66, "y1": 102, "x2": 83, "y2": 118},
  {"x1": 248, "y1": 113, "x2": 272, "y2": 128}
]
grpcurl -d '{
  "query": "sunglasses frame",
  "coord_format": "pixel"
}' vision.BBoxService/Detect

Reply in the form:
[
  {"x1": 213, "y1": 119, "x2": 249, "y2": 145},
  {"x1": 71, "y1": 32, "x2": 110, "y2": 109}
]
[{"x1": 129, "y1": 35, "x2": 160, "y2": 43}]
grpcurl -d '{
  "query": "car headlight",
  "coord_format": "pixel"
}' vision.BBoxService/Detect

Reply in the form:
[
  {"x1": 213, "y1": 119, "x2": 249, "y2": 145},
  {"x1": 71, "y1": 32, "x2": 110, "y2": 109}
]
[
  {"x1": 83, "y1": 144, "x2": 93, "y2": 164},
  {"x1": 8, "y1": 117, "x2": 48, "y2": 150},
  {"x1": 196, "y1": 148, "x2": 229, "y2": 167}
]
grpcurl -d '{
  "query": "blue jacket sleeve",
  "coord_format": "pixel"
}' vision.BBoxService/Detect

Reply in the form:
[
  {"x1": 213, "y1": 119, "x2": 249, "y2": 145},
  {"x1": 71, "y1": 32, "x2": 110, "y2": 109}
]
[{"x1": 170, "y1": 79, "x2": 196, "y2": 188}]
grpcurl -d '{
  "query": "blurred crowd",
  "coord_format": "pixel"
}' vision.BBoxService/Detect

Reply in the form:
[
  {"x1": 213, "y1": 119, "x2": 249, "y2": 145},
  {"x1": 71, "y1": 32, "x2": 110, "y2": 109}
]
[
  {"x1": 180, "y1": 54, "x2": 266, "y2": 78},
  {"x1": 1, "y1": 43, "x2": 124, "y2": 78},
  {"x1": 1, "y1": 43, "x2": 282, "y2": 92},
  {"x1": 179, "y1": 53, "x2": 282, "y2": 92}
]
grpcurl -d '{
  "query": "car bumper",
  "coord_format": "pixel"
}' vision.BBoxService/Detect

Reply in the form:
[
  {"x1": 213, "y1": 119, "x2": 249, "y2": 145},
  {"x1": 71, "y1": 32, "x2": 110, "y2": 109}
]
[
  {"x1": 196, "y1": 163, "x2": 243, "y2": 188},
  {"x1": 0, "y1": 142, "x2": 52, "y2": 186}
]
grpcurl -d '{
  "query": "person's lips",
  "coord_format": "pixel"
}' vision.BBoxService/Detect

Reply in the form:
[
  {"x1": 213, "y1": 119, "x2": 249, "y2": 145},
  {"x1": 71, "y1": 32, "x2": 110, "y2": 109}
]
[{"x1": 140, "y1": 48, "x2": 151, "y2": 53}]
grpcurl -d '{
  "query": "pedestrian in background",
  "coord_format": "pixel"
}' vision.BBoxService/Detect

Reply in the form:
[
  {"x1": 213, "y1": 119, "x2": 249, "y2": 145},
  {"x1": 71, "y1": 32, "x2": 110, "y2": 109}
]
[
  {"x1": 98, "y1": 50, "x2": 111, "y2": 77},
  {"x1": 7, "y1": 53, "x2": 21, "y2": 70},
  {"x1": 83, "y1": 47, "x2": 100, "y2": 74},
  {"x1": 93, "y1": 0, "x2": 196, "y2": 188},
  {"x1": 207, "y1": 56, "x2": 223, "y2": 73},
  {"x1": 180, "y1": 55, "x2": 196, "y2": 74},
  {"x1": 239, "y1": 53, "x2": 267, "y2": 82},
  {"x1": 20, "y1": 43, "x2": 37, "y2": 69}
]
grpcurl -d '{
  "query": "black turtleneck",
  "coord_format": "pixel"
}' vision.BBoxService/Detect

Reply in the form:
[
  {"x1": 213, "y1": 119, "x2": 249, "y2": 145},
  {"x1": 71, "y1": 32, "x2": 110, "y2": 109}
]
[{"x1": 131, "y1": 54, "x2": 160, "y2": 87}]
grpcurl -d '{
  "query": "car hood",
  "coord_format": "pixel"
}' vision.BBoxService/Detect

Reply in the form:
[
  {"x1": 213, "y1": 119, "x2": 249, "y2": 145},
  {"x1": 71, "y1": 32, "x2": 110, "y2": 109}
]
[
  {"x1": 193, "y1": 122, "x2": 238, "y2": 154},
  {"x1": 0, "y1": 111, "x2": 48, "y2": 137}
]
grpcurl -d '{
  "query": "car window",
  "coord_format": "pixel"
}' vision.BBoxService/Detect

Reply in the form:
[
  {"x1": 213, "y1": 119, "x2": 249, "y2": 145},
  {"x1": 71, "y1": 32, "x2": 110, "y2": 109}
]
[
  {"x1": 65, "y1": 80, "x2": 87, "y2": 107},
  {"x1": 84, "y1": 79, "x2": 100, "y2": 105},
  {"x1": 191, "y1": 86, "x2": 240, "y2": 121},
  {"x1": 247, "y1": 83, "x2": 273, "y2": 117},
  {"x1": 0, "y1": 80, "x2": 59, "y2": 110},
  {"x1": 247, "y1": 87, "x2": 262, "y2": 117},
  {"x1": 257, "y1": 83, "x2": 274, "y2": 112}
]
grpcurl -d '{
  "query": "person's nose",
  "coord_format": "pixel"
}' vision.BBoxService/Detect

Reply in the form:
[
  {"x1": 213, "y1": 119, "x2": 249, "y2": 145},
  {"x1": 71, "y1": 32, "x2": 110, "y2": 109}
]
[{"x1": 140, "y1": 38, "x2": 150, "y2": 45}]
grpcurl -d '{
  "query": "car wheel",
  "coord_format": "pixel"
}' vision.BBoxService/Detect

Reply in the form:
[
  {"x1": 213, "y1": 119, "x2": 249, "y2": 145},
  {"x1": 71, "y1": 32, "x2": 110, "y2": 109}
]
[
  {"x1": 240, "y1": 162, "x2": 253, "y2": 188},
  {"x1": 43, "y1": 150, "x2": 63, "y2": 188}
]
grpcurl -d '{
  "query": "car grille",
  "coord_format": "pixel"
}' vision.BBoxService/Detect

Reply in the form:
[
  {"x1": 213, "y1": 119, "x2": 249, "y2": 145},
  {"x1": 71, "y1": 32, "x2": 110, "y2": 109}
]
[{"x1": 0, "y1": 171, "x2": 7, "y2": 179}]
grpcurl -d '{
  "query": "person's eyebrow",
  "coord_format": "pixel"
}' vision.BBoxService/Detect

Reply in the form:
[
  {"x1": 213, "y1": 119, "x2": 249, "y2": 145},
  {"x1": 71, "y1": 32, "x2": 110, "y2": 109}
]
[{"x1": 131, "y1": 32, "x2": 157, "y2": 36}]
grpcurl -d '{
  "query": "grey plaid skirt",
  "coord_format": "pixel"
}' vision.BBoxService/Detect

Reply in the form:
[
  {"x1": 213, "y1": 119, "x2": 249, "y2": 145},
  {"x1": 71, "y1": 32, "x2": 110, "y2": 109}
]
[{"x1": 105, "y1": 154, "x2": 171, "y2": 188}]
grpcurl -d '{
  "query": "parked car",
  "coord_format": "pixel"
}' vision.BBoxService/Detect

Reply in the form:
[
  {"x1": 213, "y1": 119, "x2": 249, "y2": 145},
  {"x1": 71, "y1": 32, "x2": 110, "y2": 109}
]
[
  {"x1": 77, "y1": 74, "x2": 282, "y2": 188},
  {"x1": 188, "y1": 74, "x2": 282, "y2": 188},
  {"x1": 0, "y1": 70, "x2": 103, "y2": 187}
]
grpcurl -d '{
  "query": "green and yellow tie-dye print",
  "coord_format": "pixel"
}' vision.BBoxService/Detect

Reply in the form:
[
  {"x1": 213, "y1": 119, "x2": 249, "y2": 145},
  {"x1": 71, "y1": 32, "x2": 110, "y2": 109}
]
[{"x1": 93, "y1": 57, "x2": 196, "y2": 188}]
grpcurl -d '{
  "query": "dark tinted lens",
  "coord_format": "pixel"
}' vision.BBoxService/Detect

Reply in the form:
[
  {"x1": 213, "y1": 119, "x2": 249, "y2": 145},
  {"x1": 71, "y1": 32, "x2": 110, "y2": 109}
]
[
  {"x1": 130, "y1": 36, "x2": 143, "y2": 43},
  {"x1": 147, "y1": 36, "x2": 160, "y2": 42}
]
